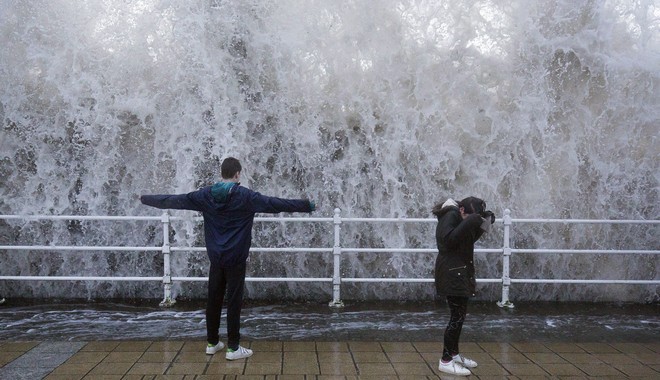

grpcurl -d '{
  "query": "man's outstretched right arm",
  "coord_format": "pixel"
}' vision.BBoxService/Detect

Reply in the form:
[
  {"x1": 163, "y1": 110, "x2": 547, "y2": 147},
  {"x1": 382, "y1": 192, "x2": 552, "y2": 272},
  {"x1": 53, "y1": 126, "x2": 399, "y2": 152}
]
[{"x1": 140, "y1": 193, "x2": 204, "y2": 211}]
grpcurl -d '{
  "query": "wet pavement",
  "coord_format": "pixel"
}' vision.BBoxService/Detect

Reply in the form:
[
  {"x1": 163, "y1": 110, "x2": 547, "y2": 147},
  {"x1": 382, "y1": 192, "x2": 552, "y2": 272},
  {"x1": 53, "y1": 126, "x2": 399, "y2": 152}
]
[
  {"x1": 0, "y1": 301, "x2": 658, "y2": 379},
  {"x1": 1, "y1": 339, "x2": 659, "y2": 379}
]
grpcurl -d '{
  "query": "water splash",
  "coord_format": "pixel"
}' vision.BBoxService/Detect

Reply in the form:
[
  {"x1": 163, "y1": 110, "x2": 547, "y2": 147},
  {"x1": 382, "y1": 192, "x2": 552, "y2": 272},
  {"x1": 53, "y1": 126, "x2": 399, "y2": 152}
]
[{"x1": 0, "y1": 0, "x2": 658, "y2": 301}]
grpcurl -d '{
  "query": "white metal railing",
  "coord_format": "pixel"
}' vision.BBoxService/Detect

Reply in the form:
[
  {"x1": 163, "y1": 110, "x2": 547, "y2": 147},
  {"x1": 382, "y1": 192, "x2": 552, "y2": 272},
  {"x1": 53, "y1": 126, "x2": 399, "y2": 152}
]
[{"x1": 0, "y1": 209, "x2": 658, "y2": 308}]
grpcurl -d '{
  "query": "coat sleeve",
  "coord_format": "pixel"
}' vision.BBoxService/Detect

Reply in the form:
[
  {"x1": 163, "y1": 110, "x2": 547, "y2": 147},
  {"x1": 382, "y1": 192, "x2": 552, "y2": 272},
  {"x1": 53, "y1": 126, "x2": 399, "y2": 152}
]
[
  {"x1": 248, "y1": 191, "x2": 313, "y2": 214},
  {"x1": 140, "y1": 190, "x2": 206, "y2": 212},
  {"x1": 439, "y1": 212, "x2": 483, "y2": 248}
]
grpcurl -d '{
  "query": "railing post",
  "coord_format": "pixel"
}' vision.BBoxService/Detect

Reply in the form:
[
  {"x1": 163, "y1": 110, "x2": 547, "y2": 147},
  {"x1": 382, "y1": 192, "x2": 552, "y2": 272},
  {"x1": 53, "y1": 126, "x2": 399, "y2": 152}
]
[
  {"x1": 497, "y1": 209, "x2": 514, "y2": 308},
  {"x1": 328, "y1": 208, "x2": 344, "y2": 308},
  {"x1": 159, "y1": 212, "x2": 176, "y2": 307}
]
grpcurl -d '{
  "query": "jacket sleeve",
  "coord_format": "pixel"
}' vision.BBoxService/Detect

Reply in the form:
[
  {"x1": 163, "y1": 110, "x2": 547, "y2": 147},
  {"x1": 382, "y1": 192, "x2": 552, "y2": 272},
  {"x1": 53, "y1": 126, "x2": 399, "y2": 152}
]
[
  {"x1": 439, "y1": 212, "x2": 483, "y2": 248},
  {"x1": 140, "y1": 191, "x2": 206, "y2": 212},
  {"x1": 249, "y1": 191, "x2": 313, "y2": 214}
]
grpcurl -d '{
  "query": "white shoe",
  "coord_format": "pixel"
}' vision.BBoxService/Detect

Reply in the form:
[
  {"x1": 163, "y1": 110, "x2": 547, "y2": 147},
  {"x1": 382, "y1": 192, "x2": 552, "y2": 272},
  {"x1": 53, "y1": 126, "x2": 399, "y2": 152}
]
[
  {"x1": 205, "y1": 342, "x2": 225, "y2": 355},
  {"x1": 225, "y1": 345, "x2": 253, "y2": 360},
  {"x1": 453, "y1": 354, "x2": 478, "y2": 368},
  {"x1": 439, "y1": 359, "x2": 471, "y2": 376}
]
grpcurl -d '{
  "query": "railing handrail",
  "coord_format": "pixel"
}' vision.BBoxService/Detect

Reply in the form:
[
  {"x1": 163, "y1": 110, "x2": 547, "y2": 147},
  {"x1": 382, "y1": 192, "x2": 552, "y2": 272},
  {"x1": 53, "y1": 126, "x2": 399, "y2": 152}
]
[
  {"x1": 510, "y1": 218, "x2": 659, "y2": 224},
  {"x1": 0, "y1": 211, "x2": 658, "y2": 307},
  {"x1": 4, "y1": 213, "x2": 659, "y2": 223}
]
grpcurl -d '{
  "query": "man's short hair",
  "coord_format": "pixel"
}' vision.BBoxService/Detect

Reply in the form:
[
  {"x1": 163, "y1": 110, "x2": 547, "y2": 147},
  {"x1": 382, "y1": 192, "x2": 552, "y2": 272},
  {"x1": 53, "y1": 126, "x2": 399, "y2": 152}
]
[{"x1": 221, "y1": 157, "x2": 242, "y2": 179}]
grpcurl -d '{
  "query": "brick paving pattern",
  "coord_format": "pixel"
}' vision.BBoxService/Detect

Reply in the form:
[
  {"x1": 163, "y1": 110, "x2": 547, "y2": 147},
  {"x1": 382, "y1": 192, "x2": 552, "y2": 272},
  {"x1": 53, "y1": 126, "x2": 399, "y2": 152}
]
[{"x1": 0, "y1": 340, "x2": 658, "y2": 379}]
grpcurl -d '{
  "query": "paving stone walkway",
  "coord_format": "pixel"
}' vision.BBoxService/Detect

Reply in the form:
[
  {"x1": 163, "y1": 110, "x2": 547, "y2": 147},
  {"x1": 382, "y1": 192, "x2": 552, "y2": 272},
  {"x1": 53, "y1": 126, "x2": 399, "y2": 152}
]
[{"x1": 0, "y1": 340, "x2": 658, "y2": 379}]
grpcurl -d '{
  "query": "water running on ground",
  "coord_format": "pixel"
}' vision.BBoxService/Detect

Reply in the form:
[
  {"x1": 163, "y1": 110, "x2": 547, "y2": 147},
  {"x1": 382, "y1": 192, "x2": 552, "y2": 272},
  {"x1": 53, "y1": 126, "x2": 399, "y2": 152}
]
[{"x1": 0, "y1": 300, "x2": 657, "y2": 343}]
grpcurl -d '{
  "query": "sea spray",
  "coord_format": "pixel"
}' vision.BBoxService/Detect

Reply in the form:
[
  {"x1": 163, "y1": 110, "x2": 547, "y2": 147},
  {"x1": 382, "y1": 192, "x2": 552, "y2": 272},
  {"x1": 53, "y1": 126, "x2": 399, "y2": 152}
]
[{"x1": 0, "y1": 0, "x2": 657, "y2": 301}]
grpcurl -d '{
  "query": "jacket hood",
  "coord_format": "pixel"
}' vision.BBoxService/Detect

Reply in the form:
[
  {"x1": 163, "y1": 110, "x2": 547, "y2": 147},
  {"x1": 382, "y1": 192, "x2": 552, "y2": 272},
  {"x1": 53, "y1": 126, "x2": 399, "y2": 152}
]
[
  {"x1": 432, "y1": 198, "x2": 459, "y2": 217},
  {"x1": 211, "y1": 181, "x2": 238, "y2": 203}
]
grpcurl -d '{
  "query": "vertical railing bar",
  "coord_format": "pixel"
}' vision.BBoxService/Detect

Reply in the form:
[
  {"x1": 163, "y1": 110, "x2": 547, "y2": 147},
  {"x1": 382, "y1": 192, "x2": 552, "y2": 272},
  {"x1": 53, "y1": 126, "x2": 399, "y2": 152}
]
[
  {"x1": 329, "y1": 208, "x2": 344, "y2": 307},
  {"x1": 159, "y1": 211, "x2": 175, "y2": 307},
  {"x1": 497, "y1": 209, "x2": 514, "y2": 308}
]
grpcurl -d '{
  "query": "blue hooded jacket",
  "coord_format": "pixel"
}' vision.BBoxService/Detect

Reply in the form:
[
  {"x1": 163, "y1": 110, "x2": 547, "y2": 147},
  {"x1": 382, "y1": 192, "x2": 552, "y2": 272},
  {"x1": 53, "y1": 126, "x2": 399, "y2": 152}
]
[{"x1": 140, "y1": 182, "x2": 314, "y2": 268}]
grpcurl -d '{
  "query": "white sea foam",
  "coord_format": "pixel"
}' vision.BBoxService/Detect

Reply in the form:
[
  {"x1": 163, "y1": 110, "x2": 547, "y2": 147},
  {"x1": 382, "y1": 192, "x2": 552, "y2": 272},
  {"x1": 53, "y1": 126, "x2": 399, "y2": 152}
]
[
  {"x1": 0, "y1": 302, "x2": 657, "y2": 342},
  {"x1": 0, "y1": 0, "x2": 658, "y2": 301}
]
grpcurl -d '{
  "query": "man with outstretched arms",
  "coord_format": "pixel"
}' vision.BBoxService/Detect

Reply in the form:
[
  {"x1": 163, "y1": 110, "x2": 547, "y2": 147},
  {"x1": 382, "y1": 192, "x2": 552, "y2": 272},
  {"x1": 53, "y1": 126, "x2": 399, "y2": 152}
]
[{"x1": 140, "y1": 157, "x2": 315, "y2": 360}]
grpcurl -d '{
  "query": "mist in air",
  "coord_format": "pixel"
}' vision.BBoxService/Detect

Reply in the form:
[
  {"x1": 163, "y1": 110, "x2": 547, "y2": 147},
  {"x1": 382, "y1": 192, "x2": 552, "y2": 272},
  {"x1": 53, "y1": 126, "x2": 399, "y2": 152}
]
[{"x1": 0, "y1": 0, "x2": 658, "y2": 302}]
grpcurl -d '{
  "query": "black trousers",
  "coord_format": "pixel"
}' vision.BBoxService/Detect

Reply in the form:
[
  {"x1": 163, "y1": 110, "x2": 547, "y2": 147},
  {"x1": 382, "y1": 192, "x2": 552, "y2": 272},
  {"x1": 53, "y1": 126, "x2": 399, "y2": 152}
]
[
  {"x1": 206, "y1": 261, "x2": 246, "y2": 350},
  {"x1": 442, "y1": 295, "x2": 469, "y2": 361}
]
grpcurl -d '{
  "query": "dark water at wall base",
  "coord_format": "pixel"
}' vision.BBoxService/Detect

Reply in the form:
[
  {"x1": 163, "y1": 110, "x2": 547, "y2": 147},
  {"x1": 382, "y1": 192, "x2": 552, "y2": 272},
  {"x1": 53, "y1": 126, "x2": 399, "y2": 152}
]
[{"x1": 0, "y1": 299, "x2": 658, "y2": 343}]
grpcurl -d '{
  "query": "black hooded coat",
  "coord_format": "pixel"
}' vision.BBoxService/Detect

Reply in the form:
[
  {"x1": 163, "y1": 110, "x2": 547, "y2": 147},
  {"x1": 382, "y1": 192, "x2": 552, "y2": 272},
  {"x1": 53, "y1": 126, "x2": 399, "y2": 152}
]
[{"x1": 433, "y1": 199, "x2": 484, "y2": 297}]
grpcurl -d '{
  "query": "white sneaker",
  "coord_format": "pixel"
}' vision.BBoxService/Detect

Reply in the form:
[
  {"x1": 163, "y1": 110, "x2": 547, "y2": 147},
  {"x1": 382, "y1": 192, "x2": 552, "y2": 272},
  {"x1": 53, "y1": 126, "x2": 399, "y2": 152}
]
[
  {"x1": 225, "y1": 345, "x2": 253, "y2": 360},
  {"x1": 205, "y1": 342, "x2": 225, "y2": 355},
  {"x1": 453, "y1": 354, "x2": 478, "y2": 368},
  {"x1": 439, "y1": 359, "x2": 471, "y2": 376}
]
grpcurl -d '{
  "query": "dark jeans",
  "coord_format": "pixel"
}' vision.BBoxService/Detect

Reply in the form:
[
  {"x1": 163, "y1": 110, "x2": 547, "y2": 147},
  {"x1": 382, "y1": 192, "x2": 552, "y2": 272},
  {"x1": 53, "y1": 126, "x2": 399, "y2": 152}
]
[
  {"x1": 206, "y1": 261, "x2": 246, "y2": 350},
  {"x1": 442, "y1": 295, "x2": 469, "y2": 361}
]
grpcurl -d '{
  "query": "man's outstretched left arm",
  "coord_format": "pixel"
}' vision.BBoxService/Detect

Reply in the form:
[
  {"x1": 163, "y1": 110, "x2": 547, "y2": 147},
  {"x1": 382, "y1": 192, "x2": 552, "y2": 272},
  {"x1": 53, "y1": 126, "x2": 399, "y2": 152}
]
[{"x1": 251, "y1": 192, "x2": 315, "y2": 214}]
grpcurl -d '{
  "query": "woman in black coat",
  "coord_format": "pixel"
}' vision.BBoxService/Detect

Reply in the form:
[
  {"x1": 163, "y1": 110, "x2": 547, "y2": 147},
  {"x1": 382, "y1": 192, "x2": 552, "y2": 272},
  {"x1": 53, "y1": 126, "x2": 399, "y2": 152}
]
[{"x1": 433, "y1": 196, "x2": 494, "y2": 376}]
